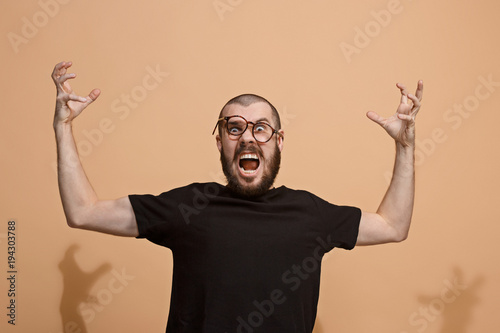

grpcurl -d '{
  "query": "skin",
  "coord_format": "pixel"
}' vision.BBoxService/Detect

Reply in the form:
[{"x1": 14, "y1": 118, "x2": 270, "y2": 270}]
[
  {"x1": 358, "y1": 80, "x2": 424, "y2": 245},
  {"x1": 52, "y1": 61, "x2": 138, "y2": 236},
  {"x1": 52, "y1": 60, "x2": 423, "y2": 245},
  {"x1": 216, "y1": 102, "x2": 284, "y2": 197}
]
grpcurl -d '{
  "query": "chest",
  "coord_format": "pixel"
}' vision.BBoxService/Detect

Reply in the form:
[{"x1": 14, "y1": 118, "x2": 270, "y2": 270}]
[{"x1": 173, "y1": 205, "x2": 326, "y2": 272}]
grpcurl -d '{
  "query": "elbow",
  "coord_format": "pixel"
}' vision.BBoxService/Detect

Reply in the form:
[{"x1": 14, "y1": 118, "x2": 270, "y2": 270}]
[
  {"x1": 64, "y1": 204, "x2": 95, "y2": 229},
  {"x1": 392, "y1": 229, "x2": 409, "y2": 243},
  {"x1": 66, "y1": 217, "x2": 82, "y2": 229},
  {"x1": 65, "y1": 213, "x2": 88, "y2": 229},
  {"x1": 385, "y1": 215, "x2": 411, "y2": 243}
]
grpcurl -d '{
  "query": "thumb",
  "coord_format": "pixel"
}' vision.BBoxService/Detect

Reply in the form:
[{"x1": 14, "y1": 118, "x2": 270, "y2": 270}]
[
  {"x1": 87, "y1": 88, "x2": 101, "y2": 102},
  {"x1": 366, "y1": 111, "x2": 385, "y2": 127},
  {"x1": 82, "y1": 88, "x2": 101, "y2": 106}
]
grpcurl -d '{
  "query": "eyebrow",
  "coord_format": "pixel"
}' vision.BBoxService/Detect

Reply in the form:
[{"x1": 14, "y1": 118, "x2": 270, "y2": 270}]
[
  {"x1": 254, "y1": 117, "x2": 271, "y2": 124},
  {"x1": 224, "y1": 115, "x2": 273, "y2": 125}
]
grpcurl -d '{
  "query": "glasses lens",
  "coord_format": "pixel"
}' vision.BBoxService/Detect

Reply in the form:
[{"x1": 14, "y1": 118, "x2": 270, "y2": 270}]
[
  {"x1": 253, "y1": 123, "x2": 273, "y2": 142},
  {"x1": 226, "y1": 117, "x2": 247, "y2": 136}
]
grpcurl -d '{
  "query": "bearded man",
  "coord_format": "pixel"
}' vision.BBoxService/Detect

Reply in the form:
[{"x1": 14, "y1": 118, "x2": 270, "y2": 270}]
[{"x1": 52, "y1": 61, "x2": 423, "y2": 333}]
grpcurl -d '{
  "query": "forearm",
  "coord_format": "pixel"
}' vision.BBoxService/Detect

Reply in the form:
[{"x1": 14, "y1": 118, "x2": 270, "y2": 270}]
[
  {"x1": 54, "y1": 122, "x2": 98, "y2": 227},
  {"x1": 376, "y1": 142, "x2": 415, "y2": 240}
]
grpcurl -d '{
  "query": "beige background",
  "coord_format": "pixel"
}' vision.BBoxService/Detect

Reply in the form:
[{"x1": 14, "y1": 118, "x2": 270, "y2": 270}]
[{"x1": 1, "y1": 0, "x2": 499, "y2": 332}]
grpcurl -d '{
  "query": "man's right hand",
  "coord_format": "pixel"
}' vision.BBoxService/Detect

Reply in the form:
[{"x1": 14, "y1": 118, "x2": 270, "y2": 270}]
[{"x1": 52, "y1": 61, "x2": 101, "y2": 126}]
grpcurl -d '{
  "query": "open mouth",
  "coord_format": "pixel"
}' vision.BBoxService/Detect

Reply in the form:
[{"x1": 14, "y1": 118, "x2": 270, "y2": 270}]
[{"x1": 238, "y1": 153, "x2": 260, "y2": 175}]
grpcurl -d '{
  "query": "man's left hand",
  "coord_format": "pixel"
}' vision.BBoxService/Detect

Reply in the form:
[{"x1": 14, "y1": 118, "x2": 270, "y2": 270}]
[{"x1": 367, "y1": 80, "x2": 423, "y2": 147}]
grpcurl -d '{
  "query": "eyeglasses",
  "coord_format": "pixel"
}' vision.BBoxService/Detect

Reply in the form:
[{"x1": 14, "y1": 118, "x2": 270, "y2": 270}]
[{"x1": 212, "y1": 115, "x2": 283, "y2": 143}]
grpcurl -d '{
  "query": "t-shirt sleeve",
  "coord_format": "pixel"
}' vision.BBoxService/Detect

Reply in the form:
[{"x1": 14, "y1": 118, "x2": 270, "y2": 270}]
[
  {"x1": 309, "y1": 193, "x2": 361, "y2": 251},
  {"x1": 128, "y1": 191, "x2": 185, "y2": 248}
]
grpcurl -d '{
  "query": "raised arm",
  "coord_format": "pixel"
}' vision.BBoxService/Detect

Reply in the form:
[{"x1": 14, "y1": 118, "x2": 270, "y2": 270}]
[
  {"x1": 356, "y1": 81, "x2": 423, "y2": 245},
  {"x1": 52, "y1": 61, "x2": 138, "y2": 237}
]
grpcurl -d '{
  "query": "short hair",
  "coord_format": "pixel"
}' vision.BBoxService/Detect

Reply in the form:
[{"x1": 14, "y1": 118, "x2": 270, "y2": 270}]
[{"x1": 218, "y1": 94, "x2": 281, "y2": 136}]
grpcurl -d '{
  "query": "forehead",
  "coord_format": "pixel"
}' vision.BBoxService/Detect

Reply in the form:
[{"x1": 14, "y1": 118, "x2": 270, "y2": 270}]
[{"x1": 222, "y1": 102, "x2": 274, "y2": 123}]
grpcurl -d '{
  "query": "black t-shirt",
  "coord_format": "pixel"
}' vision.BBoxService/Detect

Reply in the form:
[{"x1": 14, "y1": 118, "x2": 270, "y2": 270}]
[{"x1": 129, "y1": 183, "x2": 361, "y2": 333}]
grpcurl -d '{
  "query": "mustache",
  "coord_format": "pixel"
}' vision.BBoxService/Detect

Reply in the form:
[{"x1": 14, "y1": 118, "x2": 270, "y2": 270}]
[{"x1": 233, "y1": 144, "x2": 262, "y2": 160}]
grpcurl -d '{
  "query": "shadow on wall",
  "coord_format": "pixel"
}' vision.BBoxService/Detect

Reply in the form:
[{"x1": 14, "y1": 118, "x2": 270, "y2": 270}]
[
  {"x1": 417, "y1": 266, "x2": 484, "y2": 333},
  {"x1": 58, "y1": 244, "x2": 111, "y2": 333},
  {"x1": 313, "y1": 266, "x2": 484, "y2": 333}
]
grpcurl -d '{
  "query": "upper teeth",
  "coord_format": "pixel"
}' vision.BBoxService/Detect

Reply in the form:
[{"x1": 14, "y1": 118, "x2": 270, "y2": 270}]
[{"x1": 241, "y1": 154, "x2": 258, "y2": 160}]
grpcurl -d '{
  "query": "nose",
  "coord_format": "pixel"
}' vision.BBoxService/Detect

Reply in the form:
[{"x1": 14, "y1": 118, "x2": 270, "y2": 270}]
[{"x1": 239, "y1": 124, "x2": 256, "y2": 144}]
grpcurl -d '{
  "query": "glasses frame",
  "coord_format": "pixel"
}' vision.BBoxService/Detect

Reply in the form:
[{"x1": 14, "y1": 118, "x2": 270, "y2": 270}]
[{"x1": 212, "y1": 115, "x2": 283, "y2": 143}]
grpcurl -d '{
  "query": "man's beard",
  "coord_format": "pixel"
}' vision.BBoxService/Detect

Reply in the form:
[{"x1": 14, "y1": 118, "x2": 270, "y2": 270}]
[{"x1": 220, "y1": 144, "x2": 281, "y2": 198}]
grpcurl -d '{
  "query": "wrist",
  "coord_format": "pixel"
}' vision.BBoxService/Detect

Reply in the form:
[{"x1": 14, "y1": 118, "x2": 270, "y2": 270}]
[
  {"x1": 53, "y1": 119, "x2": 73, "y2": 134},
  {"x1": 395, "y1": 141, "x2": 415, "y2": 165},
  {"x1": 396, "y1": 140, "x2": 415, "y2": 149}
]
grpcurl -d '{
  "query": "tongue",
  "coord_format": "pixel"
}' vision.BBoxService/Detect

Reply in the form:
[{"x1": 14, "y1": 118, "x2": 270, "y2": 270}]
[{"x1": 240, "y1": 159, "x2": 259, "y2": 171}]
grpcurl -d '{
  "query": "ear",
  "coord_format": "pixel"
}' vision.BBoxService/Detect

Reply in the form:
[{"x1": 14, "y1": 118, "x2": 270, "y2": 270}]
[
  {"x1": 277, "y1": 130, "x2": 284, "y2": 152},
  {"x1": 216, "y1": 134, "x2": 222, "y2": 152}
]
